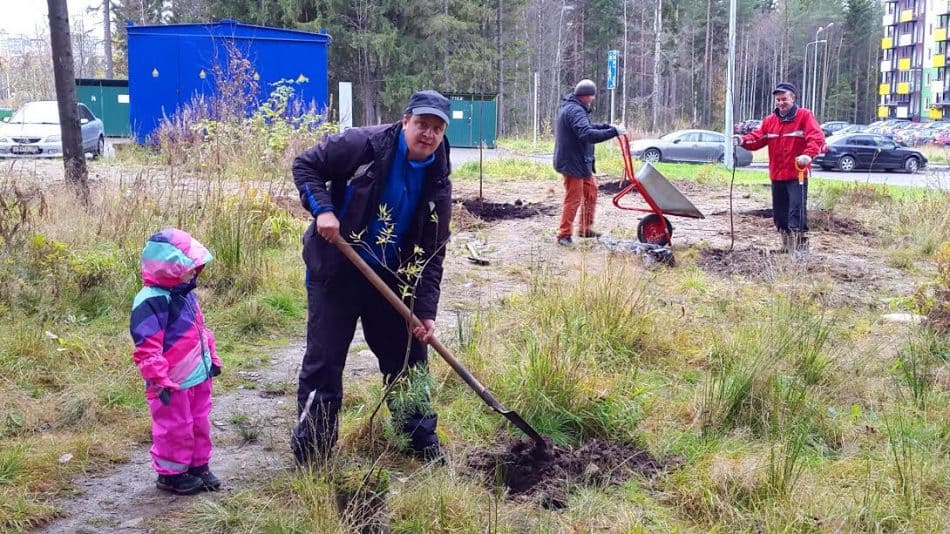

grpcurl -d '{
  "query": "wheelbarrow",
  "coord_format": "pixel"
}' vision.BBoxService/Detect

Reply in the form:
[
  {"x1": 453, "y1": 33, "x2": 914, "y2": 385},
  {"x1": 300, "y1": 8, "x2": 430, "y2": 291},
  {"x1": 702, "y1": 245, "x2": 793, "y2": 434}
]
[{"x1": 612, "y1": 134, "x2": 705, "y2": 246}]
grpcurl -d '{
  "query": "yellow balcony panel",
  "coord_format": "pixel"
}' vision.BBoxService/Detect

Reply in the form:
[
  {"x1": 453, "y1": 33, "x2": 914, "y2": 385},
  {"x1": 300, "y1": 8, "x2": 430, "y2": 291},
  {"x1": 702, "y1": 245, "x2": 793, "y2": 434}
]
[
  {"x1": 898, "y1": 58, "x2": 911, "y2": 70},
  {"x1": 897, "y1": 82, "x2": 911, "y2": 94},
  {"x1": 900, "y1": 9, "x2": 913, "y2": 22},
  {"x1": 934, "y1": 54, "x2": 946, "y2": 68},
  {"x1": 930, "y1": 108, "x2": 943, "y2": 120},
  {"x1": 882, "y1": 36, "x2": 894, "y2": 49},
  {"x1": 878, "y1": 106, "x2": 890, "y2": 118},
  {"x1": 936, "y1": 28, "x2": 947, "y2": 42},
  {"x1": 879, "y1": 83, "x2": 891, "y2": 95}
]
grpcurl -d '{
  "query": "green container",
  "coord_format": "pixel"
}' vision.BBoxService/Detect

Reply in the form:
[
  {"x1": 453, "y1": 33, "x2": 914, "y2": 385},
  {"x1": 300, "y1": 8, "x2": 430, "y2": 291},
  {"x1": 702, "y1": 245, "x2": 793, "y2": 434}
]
[
  {"x1": 75, "y1": 78, "x2": 130, "y2": 137},
  {"x1": 445, "y1": 93, "x2": 497, "y2": 148},
  {"x1": 0, "y1": 108, "x2": 12, "y2": 121}
]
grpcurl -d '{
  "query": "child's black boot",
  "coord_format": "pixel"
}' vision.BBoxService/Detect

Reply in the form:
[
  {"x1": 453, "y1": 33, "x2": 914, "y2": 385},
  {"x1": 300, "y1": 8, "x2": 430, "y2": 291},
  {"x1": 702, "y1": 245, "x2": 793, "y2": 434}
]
[
  {"x1": 188, "y1": 464, "x2": 222, "y2": 491},
  {"x1": 156, "y1": 472, "x2": 204, "y2": 495}
]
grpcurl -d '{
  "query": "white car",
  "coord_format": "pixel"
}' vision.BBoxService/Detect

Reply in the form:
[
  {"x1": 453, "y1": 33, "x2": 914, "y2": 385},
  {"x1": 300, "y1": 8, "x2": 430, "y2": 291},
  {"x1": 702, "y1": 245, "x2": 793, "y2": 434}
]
[{"x1": 0, "y1": 100, "x2": 105, "y2": 159}]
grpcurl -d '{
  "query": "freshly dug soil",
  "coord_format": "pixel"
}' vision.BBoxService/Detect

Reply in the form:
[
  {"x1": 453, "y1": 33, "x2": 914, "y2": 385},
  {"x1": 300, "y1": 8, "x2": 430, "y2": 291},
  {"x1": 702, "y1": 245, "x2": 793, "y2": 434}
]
[
  {"x1": 466, "y1": 436, "x2": 673, "y2": 509},
  {"x1": 598, "y1": 180, "x2": 632, "y2": 194},
  {"x1": 459, "y1": 198, "x2": 558, "y2": 222}
]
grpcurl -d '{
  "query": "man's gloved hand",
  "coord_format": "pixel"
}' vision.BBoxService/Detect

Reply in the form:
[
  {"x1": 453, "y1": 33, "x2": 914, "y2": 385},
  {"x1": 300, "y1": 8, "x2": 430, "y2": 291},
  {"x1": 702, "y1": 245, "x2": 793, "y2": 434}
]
[
  {"x1": 615, "y1": 124, "x2": 627, "y2": 136},
  {"x1": 210, "y1": 364, "x2": 222, "y2": 377},
  {"x1": 795, "y1": 155, "x2": 812, "y2": 166},
  {"x1": 159, "y1": 387, "x2": 173, "y2": 406},
  {"x1": 732, "y1": 134, "x2": 743, "y2": 146}
]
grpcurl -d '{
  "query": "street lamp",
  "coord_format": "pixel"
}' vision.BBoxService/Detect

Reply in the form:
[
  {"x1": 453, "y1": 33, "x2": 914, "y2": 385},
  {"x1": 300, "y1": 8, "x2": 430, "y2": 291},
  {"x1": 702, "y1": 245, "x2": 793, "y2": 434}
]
[
  {"x1": 812, "y1": 23, "x2": 834, "y2": 114},
  {"x1": 803, "y1": 39, "x2": 827, "y2": 109}
]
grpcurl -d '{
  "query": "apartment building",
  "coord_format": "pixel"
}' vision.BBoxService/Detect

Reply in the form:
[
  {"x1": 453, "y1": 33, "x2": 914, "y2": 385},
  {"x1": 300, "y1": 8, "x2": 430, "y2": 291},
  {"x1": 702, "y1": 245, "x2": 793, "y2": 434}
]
[{"x1": 879, "y1": 0, "x2": 950, "y2": 121}]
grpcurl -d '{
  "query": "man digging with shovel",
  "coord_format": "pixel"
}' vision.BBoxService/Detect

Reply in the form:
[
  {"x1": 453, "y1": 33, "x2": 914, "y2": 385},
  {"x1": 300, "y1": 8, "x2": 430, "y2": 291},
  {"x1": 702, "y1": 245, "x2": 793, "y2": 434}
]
[
  {"x1": 291, "y1": 90, "x2": 453, "y2": 465},
  {"x1": 734, "y1": 82, "x2": 825, "y2": 254}
]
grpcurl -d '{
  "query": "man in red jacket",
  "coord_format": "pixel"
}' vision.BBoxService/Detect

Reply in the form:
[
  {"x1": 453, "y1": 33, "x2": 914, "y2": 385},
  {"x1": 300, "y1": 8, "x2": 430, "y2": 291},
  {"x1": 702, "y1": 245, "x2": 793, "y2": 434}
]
[{"x1": 735, "y1": 82, "x2": 825, "y2": 253}]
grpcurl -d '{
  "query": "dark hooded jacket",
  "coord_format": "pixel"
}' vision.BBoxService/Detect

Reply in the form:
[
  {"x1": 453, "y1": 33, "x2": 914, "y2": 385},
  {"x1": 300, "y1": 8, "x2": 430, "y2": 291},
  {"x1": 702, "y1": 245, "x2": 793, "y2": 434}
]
[
  {"x1": 553, "y1": 93, "x2": 619, "y2": 177},
  {"x1": 292, "y1": 122, "x2": 452, "y2": 320}
]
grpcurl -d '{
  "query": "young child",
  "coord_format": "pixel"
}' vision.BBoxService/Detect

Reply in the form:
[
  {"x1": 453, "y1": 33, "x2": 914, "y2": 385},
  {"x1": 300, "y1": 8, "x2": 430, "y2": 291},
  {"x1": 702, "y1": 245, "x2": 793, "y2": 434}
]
[{"x1": 130, "y1": 228, "x2": 222, "y2": 495}]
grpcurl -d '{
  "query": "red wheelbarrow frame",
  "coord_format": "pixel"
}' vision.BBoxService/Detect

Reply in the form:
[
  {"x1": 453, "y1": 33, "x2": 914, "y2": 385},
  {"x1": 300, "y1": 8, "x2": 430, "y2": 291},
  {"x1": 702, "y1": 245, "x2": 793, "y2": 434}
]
[{"x1": 612, "y1": 133, "x2": 673, "y2": 245}]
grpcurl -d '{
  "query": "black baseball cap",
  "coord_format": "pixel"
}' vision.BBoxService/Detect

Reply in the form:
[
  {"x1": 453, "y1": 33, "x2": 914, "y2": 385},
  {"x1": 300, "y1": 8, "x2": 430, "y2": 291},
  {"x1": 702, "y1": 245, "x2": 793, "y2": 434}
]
[
  {"x1": 405, "y1": 90, "x2": 451, "y2": 125},
  {"x1": 772, "y1": 82, "x2": 797, "y2": 96}
]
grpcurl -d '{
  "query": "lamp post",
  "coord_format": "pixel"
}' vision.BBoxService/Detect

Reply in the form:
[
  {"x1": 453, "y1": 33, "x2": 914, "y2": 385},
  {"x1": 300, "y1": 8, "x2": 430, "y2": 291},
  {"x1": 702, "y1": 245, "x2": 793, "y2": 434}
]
[
  {"x1": 812, "y1": 23, "x2": 833, "y2": 113},
  {"x1": 803, "y1": 39, "x2": 827, "y2": 109}
]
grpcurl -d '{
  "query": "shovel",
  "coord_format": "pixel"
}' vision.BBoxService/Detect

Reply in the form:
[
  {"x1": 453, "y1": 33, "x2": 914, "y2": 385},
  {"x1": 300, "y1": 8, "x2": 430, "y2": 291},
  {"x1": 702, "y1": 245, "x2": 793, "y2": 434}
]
[{"x1": 334, "y1": 238, "x2": 548, "y2": 448}]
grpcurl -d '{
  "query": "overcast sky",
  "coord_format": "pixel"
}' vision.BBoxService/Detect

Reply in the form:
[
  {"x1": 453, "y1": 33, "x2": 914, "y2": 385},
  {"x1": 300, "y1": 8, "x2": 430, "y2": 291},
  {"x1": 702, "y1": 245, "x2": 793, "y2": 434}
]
[{"x1": 0, "y1": 0, "x2": 103, "y2": 37}]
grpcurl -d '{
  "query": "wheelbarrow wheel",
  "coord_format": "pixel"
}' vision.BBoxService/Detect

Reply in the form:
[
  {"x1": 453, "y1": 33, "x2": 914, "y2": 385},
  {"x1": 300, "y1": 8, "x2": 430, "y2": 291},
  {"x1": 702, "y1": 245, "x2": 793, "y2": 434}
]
[{"x1": 637, "y1": 214, "x2": 673, "y2": 246}]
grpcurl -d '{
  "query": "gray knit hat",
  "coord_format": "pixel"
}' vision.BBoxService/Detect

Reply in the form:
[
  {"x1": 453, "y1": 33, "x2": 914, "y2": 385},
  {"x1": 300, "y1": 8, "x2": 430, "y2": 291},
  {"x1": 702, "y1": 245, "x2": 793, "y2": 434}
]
[{"x1": 574, "y1": 79, "x2": 597, "y2": 97}]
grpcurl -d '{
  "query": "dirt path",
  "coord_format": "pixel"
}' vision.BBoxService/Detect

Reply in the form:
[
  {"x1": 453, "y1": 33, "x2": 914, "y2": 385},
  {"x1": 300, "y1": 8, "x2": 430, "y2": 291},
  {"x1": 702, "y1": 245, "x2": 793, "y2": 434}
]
[{"x1": 37, "y1": 339, "x2": 379, "y2": 533}]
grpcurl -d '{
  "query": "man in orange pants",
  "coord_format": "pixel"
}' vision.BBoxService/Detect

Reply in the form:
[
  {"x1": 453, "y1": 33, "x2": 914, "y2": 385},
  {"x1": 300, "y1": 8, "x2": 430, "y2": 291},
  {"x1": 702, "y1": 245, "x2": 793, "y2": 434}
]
[{"x1": 553, "y1": 79, "x2": 625, "y2": 246}]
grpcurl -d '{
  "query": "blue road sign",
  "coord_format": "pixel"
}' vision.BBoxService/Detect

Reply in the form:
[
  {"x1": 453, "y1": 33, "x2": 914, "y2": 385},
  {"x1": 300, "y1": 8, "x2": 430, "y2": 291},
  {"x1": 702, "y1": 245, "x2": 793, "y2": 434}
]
[{"x1": 607, "y1": 50, "x2": 619, "y2": 90}]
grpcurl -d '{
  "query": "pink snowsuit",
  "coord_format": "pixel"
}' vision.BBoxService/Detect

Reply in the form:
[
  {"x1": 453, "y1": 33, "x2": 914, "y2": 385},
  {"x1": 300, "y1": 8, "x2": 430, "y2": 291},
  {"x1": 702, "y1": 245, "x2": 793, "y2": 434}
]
[{"x1": 130, "y1": 229, "x2": 220, "y2": 476}]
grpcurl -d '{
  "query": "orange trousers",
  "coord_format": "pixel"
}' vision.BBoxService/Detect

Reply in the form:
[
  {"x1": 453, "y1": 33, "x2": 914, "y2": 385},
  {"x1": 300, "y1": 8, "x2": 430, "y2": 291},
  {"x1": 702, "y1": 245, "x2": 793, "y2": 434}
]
[{"x1": 557, "y1": 174, "x2": 597, "y2": 238}]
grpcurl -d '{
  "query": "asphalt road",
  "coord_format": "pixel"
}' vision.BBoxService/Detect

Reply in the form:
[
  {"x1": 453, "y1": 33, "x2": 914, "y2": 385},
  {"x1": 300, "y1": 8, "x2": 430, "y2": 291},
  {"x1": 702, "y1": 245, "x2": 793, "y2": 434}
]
[
  {"x1": 742, "y1": 161, "x2": 950, "y2": 190},
  {"x1": 451, "y1": 148, "x2": 950, "y2": 191}
]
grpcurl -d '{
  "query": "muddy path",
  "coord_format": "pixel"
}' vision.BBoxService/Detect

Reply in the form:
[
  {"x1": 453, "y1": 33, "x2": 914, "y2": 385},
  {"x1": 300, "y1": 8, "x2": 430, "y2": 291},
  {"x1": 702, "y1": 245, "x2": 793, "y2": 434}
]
[{"x1": 37, "y1": 341, "x2": 378, "y2": 533}]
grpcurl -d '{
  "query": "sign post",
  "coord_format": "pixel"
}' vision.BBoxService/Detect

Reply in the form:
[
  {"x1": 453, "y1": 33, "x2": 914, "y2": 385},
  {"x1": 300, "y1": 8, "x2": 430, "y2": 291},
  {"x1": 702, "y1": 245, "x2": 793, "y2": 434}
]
[{"x1": 607, "y1": 50, "x2": 619, "y2": 124}]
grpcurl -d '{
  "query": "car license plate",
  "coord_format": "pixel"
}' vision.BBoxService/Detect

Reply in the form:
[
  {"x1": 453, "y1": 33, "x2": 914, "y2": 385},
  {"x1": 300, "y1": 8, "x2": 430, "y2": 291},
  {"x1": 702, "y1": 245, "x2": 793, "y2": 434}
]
[{"x1": 11, "y1": 145, "x2": 40, "y2": 155}]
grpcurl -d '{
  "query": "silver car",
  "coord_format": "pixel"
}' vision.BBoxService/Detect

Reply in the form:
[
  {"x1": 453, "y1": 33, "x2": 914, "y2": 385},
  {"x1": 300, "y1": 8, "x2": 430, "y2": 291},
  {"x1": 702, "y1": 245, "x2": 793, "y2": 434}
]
[
  {"x1": 631, "y1": 129, "x2": 753, "y2": 167},
  {"x1": 0, "y1": 100, "x2": 105, "y2": 159}
]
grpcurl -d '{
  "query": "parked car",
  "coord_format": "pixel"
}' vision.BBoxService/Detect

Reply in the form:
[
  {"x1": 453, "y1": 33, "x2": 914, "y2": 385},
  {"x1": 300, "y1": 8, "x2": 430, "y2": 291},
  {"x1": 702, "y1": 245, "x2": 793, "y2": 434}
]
[
  {"x1": 631, "y1": 129, "x2": 754, "y2": 166},
  {"x1": 738, "y1": 119, "x2": 761, "y2": 134},
  {"x1": 934, "y1": 128, "x2": 950, "y2": 145},
  {"x1": 812, "y1": 133, "x2": 927, "y2": 173},
  {"x1": 0, "y1": 100, "x2": 105, "y2": 159},
  {"x1": 820, "y1": 120, "x2": 849, "y2": 137}
]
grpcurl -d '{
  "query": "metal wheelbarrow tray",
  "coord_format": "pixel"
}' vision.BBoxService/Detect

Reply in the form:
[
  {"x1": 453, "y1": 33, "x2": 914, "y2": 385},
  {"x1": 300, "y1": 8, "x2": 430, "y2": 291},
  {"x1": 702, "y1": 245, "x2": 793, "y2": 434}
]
[{"x1": 612, "y1": 134, "x2": 705, "y2": 246}]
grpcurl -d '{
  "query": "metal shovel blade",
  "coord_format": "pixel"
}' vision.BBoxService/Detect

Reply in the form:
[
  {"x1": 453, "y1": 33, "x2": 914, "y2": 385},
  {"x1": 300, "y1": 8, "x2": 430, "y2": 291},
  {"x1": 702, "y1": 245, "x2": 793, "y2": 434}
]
[{"x1": 334, "y1": 239, "x2": 548, "y2": 448}]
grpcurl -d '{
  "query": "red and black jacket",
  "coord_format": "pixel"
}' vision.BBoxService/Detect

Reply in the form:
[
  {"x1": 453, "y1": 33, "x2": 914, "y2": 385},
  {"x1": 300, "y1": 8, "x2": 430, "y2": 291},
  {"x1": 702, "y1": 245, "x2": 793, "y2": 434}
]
[{"x1": 740, "y1": 106, "x2": 826, "y2": 181}]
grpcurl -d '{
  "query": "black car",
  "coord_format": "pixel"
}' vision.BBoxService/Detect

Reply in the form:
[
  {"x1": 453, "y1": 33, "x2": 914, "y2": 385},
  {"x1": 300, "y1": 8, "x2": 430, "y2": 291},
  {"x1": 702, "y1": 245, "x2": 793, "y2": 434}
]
[
  {"x1": 820, "y1": 121, "x2": 849, "y2": 137},
  {"x1": 813, "y1": 133, "x2": 927, "y2": 173}
]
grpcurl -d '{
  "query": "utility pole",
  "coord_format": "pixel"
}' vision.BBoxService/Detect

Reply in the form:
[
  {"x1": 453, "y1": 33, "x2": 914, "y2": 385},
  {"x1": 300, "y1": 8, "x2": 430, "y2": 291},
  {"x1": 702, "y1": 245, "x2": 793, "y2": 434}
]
[{"x1": 48, "y1": 0, "x2": 89, "y2": 204}]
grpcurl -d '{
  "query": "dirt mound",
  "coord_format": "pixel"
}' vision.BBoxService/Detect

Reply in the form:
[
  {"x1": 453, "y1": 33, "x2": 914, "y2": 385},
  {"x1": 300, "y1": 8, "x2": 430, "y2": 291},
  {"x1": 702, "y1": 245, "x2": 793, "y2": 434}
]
[
  {"x1": 809, "y1": 211, "x2": 876, "y2": 237},
  {"x1": 696, "y1": 247, "x2": 777, "y2": 279},
  {"x1": 466, "y1": 437, "x2": 673, "y2": 509},
  {"x1": 722, "y1": 208, "x2": 873, "y2": 237},
  {"x1": 458, "y1": 198, "x2": 558, "y2": 222},
  {"x1": 598, "y1": 180, "x2": 631, "y2": 194}
]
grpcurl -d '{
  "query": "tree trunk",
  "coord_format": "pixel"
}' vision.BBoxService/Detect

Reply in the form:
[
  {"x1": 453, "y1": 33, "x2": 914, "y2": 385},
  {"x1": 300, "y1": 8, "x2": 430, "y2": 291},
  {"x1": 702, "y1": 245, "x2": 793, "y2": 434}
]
[
  {"x1": 621, "y1": 0, "x2": 628, "y2": 124},
  {"x1": 104, "y1": 0, "x2": 114, "y2": 78},
  {"x1": 48, "y1": 0, "x2": 89, "y2": 205},
  {"x1": 702, "y1": 0, "x2": 712, "y2": 125},
  {"x1": 651, "y1": 0, "x2": 662, "y2": 130},
  {"x1": 497, "y1": 0, "x2": 504, "y2": 136}
]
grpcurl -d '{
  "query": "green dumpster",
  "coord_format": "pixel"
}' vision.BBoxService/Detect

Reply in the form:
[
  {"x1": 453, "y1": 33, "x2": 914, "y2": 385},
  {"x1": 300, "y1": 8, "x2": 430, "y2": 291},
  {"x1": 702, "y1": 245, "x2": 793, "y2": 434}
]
[
  {"x1": 0, "y1": 108, "x2": 12, "y2": 121},
  {"x1": 75, "y1": 78, "x2": 130, "y2": 137},
  {"x1": 445, "y1": 93, "x2": 497, "y2": 148}
]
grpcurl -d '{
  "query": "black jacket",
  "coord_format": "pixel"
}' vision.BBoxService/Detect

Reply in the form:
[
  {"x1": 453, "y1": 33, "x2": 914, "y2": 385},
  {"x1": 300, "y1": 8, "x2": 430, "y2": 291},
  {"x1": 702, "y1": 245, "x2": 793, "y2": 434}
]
[
  {"x1": 553, "y1": 93, "x2": 619, "y2": 178},
  {"x1": 292, "y1": 122, "x2": 452, "y2": 320}
]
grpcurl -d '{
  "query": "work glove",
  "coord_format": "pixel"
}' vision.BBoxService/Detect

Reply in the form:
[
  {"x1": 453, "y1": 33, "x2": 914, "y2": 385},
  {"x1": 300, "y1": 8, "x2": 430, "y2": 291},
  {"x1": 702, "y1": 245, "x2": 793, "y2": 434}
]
[
  {"x1": 732, "y1": 134, "x2": 743, "y2": 146},
  {"x1": 795, "y1": 155, "x2": 812, "y2": 166},
  {"x1": 210, "y1": 364, "x2": 222, "y2": 378},
  {"x1": 615, "y1": 124, "x2": 627, "y2": 136}
]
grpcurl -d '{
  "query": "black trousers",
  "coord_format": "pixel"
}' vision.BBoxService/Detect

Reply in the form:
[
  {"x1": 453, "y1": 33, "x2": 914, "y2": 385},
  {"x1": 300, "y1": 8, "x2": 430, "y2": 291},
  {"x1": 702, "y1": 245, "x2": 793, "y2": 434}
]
[
  {"x1": 771, "y1": 180, "x2": 808, "y2": 232},
  {"x1": 292, "y1": 266, "x2": 438, "y2": 461}
]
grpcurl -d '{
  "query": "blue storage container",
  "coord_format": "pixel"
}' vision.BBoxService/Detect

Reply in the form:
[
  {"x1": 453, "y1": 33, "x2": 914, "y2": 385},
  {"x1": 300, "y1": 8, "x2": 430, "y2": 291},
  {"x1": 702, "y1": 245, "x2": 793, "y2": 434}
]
[{"x1": 127, "y1": 20, "x2": 331, "y2": 142}]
